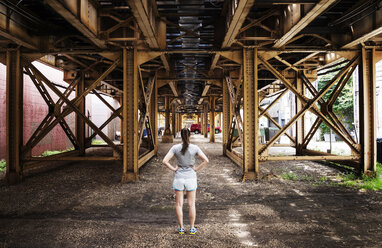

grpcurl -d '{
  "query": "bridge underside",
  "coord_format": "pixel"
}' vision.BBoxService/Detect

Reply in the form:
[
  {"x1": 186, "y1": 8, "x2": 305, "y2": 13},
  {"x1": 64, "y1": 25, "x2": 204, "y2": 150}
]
[{"x1": 1, "y1": 0, "x2": 381, "y2": 183}]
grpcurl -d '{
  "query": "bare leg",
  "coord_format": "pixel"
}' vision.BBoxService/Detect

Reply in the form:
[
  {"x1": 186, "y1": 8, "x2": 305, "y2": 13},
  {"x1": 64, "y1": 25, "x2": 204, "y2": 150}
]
[
  {"x1": 187, "y1": 190, "x2": 196, "y2": 229},
  {"x1": 175, "y1": 190, "x2": 184, "y2": 228}
]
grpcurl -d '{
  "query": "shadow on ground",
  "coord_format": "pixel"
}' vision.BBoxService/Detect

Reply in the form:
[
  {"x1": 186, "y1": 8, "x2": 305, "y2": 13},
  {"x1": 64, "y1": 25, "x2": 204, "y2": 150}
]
[{"x1": 0, "y1": 134, "x2": 381, "y2": 247}]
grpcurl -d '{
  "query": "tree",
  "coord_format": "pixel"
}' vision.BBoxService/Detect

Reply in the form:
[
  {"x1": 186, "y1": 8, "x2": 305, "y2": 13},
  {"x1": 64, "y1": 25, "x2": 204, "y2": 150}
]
[{"x1": 317, "y1": 66, "x2": 354, "y2": 139}]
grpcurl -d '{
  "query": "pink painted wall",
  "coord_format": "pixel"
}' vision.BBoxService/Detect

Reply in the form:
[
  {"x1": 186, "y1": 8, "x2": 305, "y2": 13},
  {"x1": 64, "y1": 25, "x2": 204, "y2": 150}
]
[{"x1": 0, "y1": 61, "x2": 79, "y2": 159}]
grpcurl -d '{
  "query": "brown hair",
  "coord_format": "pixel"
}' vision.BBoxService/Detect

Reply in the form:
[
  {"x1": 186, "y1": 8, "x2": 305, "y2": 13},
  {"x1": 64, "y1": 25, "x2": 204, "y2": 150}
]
[{"x1": 181, "y1": 128, "x2": 190, "y2": 155}]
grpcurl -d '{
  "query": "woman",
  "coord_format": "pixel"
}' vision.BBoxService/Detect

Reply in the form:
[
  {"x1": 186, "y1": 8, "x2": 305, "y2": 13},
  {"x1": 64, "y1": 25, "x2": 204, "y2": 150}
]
[{"x1": 162, "y1": 128, "x2": 209, "y2": 235}]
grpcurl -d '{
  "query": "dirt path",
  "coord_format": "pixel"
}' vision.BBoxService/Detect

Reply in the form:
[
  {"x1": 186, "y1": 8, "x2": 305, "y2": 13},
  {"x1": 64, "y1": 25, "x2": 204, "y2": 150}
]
[{"x1": 0, "y1": 135, "x2": 382, "y2": 247}]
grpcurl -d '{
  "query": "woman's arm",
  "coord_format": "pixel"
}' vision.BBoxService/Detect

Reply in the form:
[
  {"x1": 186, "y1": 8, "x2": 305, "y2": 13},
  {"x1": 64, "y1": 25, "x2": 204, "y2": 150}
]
[
  {"x1": 162, "y1": 151, "x2": 178, "y2": 172},
  {"x1": 194, "y1": 150, "x2": 209, "y2": 172}
]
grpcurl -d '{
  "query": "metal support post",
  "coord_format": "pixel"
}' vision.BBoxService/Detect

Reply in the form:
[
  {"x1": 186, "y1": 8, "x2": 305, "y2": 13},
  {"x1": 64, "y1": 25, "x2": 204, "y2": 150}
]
[
  {"x1": 150, "y1": 77, "x2": 158, "y2": 153},
  {"x1": 223, "y1": 78, "x2": 231, "y2": 155},
  {"x1": 6, "y1": 49, "x2": 23, "y2": 184},
  {"x1": 295, "y1": 72, "x2": 305, "y2": 155},
  {"x1": 119, "y1": 97, "x2": 123, "y2": 143},
  {"x1": 210, "y1": 97, "x2": 215, "y2": 142},
  {"x1": 204, "y1": 103, "x2": 208, "y2": 138},
  {"x1": 172, "y1": 103, "x2": 176, "y2": 138},
  {"x1": 359, "y1": 48, "x2": 377, "y2": 174},
  {"x1": 162, "y1": 96, "x2": 173, "y2": 143},
  {"x1": 122, "y1": 48, "x2": 139, "y2": 182},
  {"x1": 76, "y1": 73, "x2": 86, "y2": 155},
  {"x1": 243, "y1": 48, "x2": 259, "y2": 180}
]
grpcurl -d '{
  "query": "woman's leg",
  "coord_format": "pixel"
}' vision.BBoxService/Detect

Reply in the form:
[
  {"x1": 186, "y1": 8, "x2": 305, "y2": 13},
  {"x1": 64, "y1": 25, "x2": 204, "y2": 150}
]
[
  {"x1": 186, "y1": 190, "x2": 196, "y2": 229},
  {"x1": 175, "y1": 190, "x2": 184, "y2": 228}
]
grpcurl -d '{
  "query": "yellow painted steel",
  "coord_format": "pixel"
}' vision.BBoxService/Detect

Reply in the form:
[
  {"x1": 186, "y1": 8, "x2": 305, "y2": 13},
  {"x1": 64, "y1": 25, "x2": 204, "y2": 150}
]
[
  {"x1": 5, "y1": 49, "x2": 23, "y2": 184},
  {"x1": 359, "y1": 48, "x2": 377, "y2": 173},
  {"x1": 242, "y1": 48, "x2": 259, "y2": 180},
  {"x1": 210, "y1": 96, "x2": 215, "y2": 143},
  {"x1": 122, "y1": 48, "x2": 139, "y2": 182},
  {"x1": 223, "y1": 77, "x2": 230, "y2": 155}
]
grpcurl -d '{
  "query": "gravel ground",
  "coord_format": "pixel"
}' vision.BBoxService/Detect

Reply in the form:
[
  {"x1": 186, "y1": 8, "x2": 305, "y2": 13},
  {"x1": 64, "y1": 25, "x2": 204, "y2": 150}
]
[{"x1": 0, "y1": 134, "x2": 382, "y2": 247}]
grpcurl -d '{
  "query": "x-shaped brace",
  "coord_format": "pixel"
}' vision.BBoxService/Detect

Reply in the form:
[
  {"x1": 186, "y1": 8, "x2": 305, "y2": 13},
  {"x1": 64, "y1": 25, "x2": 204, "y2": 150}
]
[{"x1": 258, "y1": 54, "x2": 360, "y2": 155}]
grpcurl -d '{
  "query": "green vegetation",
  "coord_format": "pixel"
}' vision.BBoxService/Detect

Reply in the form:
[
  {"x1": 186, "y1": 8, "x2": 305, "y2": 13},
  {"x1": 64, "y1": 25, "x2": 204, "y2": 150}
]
[
  {"x1": 317, "y1": 65, "x2": 354, "y2": 139},
  {"x1": 41, "y1": 147, "x2": 74, "y2": 157},
  {"x1": 334, "y1": 162, "x2": 382, "y2": 191},
  {"x1": 91, "y1": 139, "x2": 106, "y2": 145},
  {"x1": 279, "y1": 163, "x2": 382, "y2": 191},
  {"x1": 280, "y1": 172, "x2": 299, "y2": 181},
  {"x1": 0, "y1": 160, "x2": 6, "y2": 172}
]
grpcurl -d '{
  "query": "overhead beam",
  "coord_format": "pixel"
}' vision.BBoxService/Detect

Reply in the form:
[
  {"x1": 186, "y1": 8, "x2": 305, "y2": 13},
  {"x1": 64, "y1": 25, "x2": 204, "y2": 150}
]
[
  {"x1": 222, "y1": 0, "x2": 256, "y2": 48},
  {"x1": 198, "y1": 84, "x2": 211, "y2": 104},
  {"x1": 127, "y1": 0, "x2": 169, "y2": 70},
  {"x1": 0, "y1": 4, "x2": 40, "y2": 50},
  {"x1": 273, "y1": 0, "x2": 338, "y2": 48},
  {"x1": 45, "y1": 0, "x2": 107, "y2": 49}
]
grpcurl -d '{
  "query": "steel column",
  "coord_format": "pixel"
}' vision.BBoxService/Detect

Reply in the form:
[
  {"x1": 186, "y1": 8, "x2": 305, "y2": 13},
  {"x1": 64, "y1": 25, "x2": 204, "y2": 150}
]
[
  {"x1": 151, "y1": 76, "x2": 158, "y2": 153},
  {"x1": 5, "y1": 49, "x2": 23, "y2": 184},
  {"x1": 210, "y1": 96, "x2": 215, "y2": 142},
  {"x1": 172, "y1": 103, "x2": 176, "y2": 138},
  {"x1": 223, "y1": 77, "x2": 231, "y2": 155},
  {"x1": 295, "y1": 72, "x2": 305, "y2": 155},
  {"x1": 204, "y1": 103, "x2": 208, "y2": 138},
  {"x1": 359, "y1": 48, "x2": 377, "y2": 173},
  {"x1": 76, "y1": 73, "x2": 86, "y2": 155},
  {"x1": 243, "y1": 48, "x2": 259, "y2": 180},
  {"x1": 162, "y1": 96, "x2": 173, "y2": 143},
  {"x1": 122, "y1": 48, "x2": 139, "y2": 182}
]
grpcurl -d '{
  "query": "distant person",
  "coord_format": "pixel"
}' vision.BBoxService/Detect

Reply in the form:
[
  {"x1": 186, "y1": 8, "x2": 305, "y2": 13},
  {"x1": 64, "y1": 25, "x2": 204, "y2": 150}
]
[{"x1": 162, "y1": 128, "x2": 209, "y2": 235}]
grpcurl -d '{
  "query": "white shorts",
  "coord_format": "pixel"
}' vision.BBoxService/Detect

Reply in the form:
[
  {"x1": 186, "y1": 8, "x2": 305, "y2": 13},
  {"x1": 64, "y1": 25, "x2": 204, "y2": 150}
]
[{"x1": 173, "y1": 177, "x2": 197, "y2": 191}]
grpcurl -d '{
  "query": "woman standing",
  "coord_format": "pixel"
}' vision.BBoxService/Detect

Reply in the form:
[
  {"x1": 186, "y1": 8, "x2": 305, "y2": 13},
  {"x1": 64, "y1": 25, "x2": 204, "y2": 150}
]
[{"x1": 162, "y1": 128, "x2": 209, "y2": 235}]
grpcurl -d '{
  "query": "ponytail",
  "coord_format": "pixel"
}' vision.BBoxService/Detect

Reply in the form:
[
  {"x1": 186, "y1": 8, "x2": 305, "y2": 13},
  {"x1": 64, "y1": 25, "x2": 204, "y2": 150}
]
[{"x1": 181, "y1": 128, "x2": 190, "y2": 155}]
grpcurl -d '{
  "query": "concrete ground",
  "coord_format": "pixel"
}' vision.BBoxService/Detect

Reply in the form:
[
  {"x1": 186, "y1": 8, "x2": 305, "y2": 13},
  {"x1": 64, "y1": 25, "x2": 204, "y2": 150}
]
[{"x1": 0, "y1": 135, "x2": 382, "y2": 247}]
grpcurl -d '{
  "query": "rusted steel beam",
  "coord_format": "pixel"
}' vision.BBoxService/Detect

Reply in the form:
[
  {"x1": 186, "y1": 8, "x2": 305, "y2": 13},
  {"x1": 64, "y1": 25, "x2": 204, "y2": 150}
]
[
  {"x1": 5, "y1": 49, "x2": 23, "y2": 184},
  {"x1": 45, "y1": 0, "x2": 106, "y2": 49},
  {"x1": 127, "y1": 0, "x2": 169, "y2": 70},
  {"x1": 222, "y1": 0, "x2": 255, "y2": 48},
  {"x1": 0, "y1": 4, "x2": 40, "y2": 49},
  {"x1": 224, "y1": 75, "x2": 244, "y2": 144},
  {"x1": 358, "y1": 48, "x2": 377, "y2": 173},
  {"x1": 22, "y1": 58, "x2": 120, "y2": 152},
  {"x1": 242, "y1": 48, "x2": 259, "y2": 180},
  {"x1": 258, "y1": 55, "x2": 360, "y2": 154},
  {"x1": 259, "y1": 155, "x2": 360, "y2": 161},
  {"x1": 25, "y1": 63, "x2": 121, "y2": 154},
  {"x1": 122, "y1": 48, "x2": 139, "y2": 182},
  {"x1": 273, "y1": 0, "x2": 338, "y2": 48},
  {"x1": 210, "y1": 97, "x2": 215, "y2": 143},
  {"x1": 223, "y1": 78, "x2": 231, "y2": 155}
]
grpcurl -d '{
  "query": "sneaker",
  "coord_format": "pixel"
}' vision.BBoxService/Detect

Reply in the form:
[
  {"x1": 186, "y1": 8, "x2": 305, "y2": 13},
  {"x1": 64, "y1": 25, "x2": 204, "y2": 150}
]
[
  {"x1": 178, "y1": 227, "x2": 185, "y2": 234},
  {"x1": 189, "y1": 227, "x2": 197, "y2": 235}
]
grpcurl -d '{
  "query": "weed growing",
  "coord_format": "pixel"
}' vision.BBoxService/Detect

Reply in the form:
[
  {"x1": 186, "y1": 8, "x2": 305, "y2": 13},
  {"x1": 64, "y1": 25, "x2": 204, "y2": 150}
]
[
  {"x1": 0, "y1": 160, "x2": 6, "y2": 172},
  {"x1": 280, "y1": 172, "x2": 299, "y2": 181},
  {"x1": 334, "y1": 162, "x2": 382, "y2": 191},
  {"x1": 91, "y1": 139, "x2": 106, "y2": 145},
  {"x1": 41, "y1": 147, "x2": 74, "y2": 157}
]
